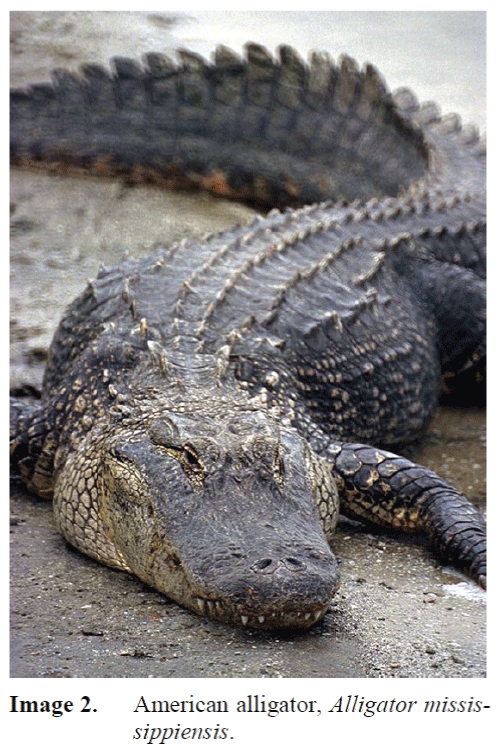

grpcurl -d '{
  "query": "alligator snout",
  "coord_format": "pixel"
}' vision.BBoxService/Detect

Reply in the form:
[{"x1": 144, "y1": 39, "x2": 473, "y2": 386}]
[{"x1": 183, "y1": 531, "x2": 341, "y2": 630}]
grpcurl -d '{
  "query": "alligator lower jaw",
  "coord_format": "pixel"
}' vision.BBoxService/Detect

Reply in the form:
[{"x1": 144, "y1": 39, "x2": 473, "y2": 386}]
[{"x1": 191, "y1": 596, "x2": 328, "y2": 630}]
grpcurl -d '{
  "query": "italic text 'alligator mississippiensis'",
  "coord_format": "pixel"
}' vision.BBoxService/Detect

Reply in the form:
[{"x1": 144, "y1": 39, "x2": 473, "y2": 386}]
[{"x1": 10, "y1": 44, "x2": 486, "y2": 629}]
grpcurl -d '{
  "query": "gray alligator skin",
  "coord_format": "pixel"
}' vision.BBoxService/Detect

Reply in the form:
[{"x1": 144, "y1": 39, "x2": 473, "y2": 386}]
[{"x1": 10, "y1": 44, "x2": 486, "y2": 629}]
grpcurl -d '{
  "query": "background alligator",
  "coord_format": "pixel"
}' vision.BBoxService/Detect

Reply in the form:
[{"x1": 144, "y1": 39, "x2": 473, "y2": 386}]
[{"x1": 10, "y1": 41, "x2": 486, "y2": 632}]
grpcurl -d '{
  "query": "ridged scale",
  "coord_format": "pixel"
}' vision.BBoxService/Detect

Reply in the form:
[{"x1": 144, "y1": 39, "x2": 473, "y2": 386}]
[{"x1": 89, "y1": 189, "x2": 485, "y2": 363}]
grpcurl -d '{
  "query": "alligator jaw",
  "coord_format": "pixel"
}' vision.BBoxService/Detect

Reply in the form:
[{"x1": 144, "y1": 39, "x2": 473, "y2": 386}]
[{"x1": 190, "y1": 595, "x2": 330, "y2": 630}]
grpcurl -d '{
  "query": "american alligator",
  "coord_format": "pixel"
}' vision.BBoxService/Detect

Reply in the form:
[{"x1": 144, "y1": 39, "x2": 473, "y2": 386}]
[{"x1": 10, "y1": 44, "x2": 486, "y2": 630}]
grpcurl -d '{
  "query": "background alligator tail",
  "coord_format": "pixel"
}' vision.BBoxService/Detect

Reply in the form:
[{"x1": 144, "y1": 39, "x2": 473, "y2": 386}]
[{"x1": 10, "y1": 42, "x2": 484, "y2": 208}]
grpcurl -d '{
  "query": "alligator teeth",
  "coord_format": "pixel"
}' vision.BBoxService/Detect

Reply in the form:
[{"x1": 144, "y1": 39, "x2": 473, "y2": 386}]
[
  {"x1": 195, "y1": 598, "x2": 224, "y2": 615},
  {"x1": 195, "y1": 601, "x2": 323, "y2": 626}
]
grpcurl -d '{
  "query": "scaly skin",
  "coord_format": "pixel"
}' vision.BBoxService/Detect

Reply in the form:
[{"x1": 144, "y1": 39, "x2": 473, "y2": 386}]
[{"x1": 10, "y1": 45, "x2": 486, "y2": 629}]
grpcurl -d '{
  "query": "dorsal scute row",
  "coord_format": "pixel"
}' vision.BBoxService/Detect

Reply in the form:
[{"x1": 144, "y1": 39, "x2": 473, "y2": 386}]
[
  {"x1": 11, "y1": 44, "x2": 404, "y2": 126},
  {"x1": 168, "y1": 189, "x2": 484, "y2": 353}
]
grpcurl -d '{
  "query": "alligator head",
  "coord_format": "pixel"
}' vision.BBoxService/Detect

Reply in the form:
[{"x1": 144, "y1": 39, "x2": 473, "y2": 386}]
[{"x1": 52, "y1": 391, "x2": 340, "y2": 630}]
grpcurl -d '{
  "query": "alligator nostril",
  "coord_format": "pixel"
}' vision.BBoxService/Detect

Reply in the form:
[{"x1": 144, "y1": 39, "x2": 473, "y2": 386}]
[
  {"x1": 283, "y1": 556, "x2": 306, "y2": 571},
  {"x1": 251, "y1": 556, "x2": 307, "y2": 574},
  {"x1": 253, "y1": 558, "x2": 274, "y2": 570},
  {"x1": 251, "y1": 557, "x2": 285, "y2": 574}
]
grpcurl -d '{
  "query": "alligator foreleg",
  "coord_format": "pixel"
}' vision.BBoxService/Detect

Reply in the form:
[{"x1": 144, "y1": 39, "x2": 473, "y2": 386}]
[{"x1": 328, "y1": 442, "x2": 486, "y2": 587}]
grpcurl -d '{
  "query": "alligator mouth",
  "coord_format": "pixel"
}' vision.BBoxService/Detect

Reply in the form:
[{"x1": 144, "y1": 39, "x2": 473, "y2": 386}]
[{"x1": 191, "y1": 595, "x2": 328, "y2": 630}]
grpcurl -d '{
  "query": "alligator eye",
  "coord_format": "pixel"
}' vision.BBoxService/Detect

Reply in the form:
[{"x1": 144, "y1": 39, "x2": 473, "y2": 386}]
[
  {"x1": 182, "y1": 443, "x2": 204, "y2": 472},
  {"x1": 273, "y1": 445, "x2": 285, "y2": 484},
  {"x1": 164, "y1": 443, "x2": 205, "y2": 482},
  {"x1": 158, "y1": 441, "x2": 205, "y2": 484},
  {"x1": 176, "y1": 444, "x2": 205, "y2": 486},
  {"x1": 251, "y1": 437, "x2": 284, "y2": 484}
]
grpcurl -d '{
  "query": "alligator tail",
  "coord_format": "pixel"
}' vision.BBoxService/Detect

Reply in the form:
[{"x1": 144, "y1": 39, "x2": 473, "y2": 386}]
[{"x1": 10, "y1": 44, "x2": 432, "y2": 208}]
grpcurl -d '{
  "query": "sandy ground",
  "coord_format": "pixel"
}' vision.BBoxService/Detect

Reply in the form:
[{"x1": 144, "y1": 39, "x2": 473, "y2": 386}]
[{"x1": 10, "y1": 11, "x2": 486, "y2": 678}]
